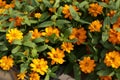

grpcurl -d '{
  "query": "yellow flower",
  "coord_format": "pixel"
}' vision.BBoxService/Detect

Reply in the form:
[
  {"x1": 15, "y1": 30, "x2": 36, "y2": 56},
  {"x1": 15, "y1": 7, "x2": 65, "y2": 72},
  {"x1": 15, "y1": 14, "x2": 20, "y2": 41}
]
[
  {"x1": 47, "y1": 48, "x2": 65, "y2": 65},
  {"x1": 88, "y1": 3, "x2": 103, "y2": 17},
  {"x1": 42, "y1": 26, "x2": 59, "y2": 37},
  {"x1": 0, "y1": 9, "x2": 6, "y2": 14},
  {"x1": 30, "y1": 29, "x2": 42, "y2": 39},
  {"x1": 99, "y1": 76, "x2": 112, "y2": 80},
  {"x1": 61, "y1": 42, "x2": 74, "y2": 53},
  {"x1": 0, "y1": 56, "x2": 14, "y2": 70},
  {"x1": 30, "y1": 58, "x2": 48, "y2": 75},
  {"x1": 69, "y1": 27, "x2": 87, "y2": 45},
  {"x1": 29, "y1": 72, "x2": 40, "y2": 80},
  {"x1": 88, "y1": 20, "x2": 102, "y2": 32},
  {"x1": 34, "y1": 13, "x2": 41, "y2": 19},
  {"x1": 6, "y1": 28, "x2": 23, "y2": 43},
  {"x1": 104, "y1": 51, "x2": 120, "y2": 68},
  {"x1": 79, "y1": 56, "x2": 96, "y2": 74},
  {"x1": 17, "y1": 71, "x2": 26, "y2": 80},
  {"x1": 62, "y1": 4, "x2": 79, "y2": 20}
]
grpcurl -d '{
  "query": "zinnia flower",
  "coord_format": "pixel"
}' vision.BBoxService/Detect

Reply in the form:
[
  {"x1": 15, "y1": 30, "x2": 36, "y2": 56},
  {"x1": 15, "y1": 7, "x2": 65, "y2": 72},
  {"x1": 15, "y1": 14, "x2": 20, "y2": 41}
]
[
  {"x1": 99, "y1": 76, "x2": 112, "y2": 80},
  {"x1": 79, "y1": 56, "x2": 96, "y2": 74},
  {"x1": 17, "y1": 71, "x2": 26, "y2": 80},
  {"x1": 61, "y1": 42, "x2": 74, "y2": 53},
  {"x1": 34, "y1": 13, "x2": 41, "y2": 19},
  {"x1": 104, "y1": 51, "x2": 120, "y2": 68},
  {"x1": 30, "y1": 29, "x2": 42, "y2": 39},
  {"x1": 42, "y1": 26, "x2": 60, "y2": 37},
  {"x1": 69, "y1": 27, "x2": 87, "y2": 45},
  {"x1": 88, "y1": 3, "x2": 103, "y2": 17},
  {"x1": 101, "y1": 0, "x2": 110, "y2": 4},
  {"x1": 6, "y1": 28, "x2": 23, "y2": 43},
  {"x1": 62, "y1": 4, "x2": 79, "y2": 20},
  {"x1": 88, "y1": 20, "x2": 102, "y2": 32},
  {"x1": 30, "y1": 58, "x2": 48, "y2": 75},
  {"x1": 0, "y1": 56, "x2": 14, "y2": 70},
  {"x1": 29, "y1": 72, "x2": 40, "y2": 80},
  {"x1": 47, "y1": 48, "x2": 65, "y2": 65},
  {"x1": 107, "y1": 10, "x2": 116, "y2": 17}
]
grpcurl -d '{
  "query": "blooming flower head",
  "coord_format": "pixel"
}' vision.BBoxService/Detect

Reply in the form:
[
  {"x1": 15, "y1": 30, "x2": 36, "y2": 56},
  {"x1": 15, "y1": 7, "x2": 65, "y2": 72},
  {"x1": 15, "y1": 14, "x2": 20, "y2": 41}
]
[
  {"x1": 107, "y1": 10, "x2": 116, "y2": 17},
  {"x1": 79, "y1": 56, "x2": 96, "y2": 74},
  {"x1": 69, "y1": 27, "x2": 87, "y2": 45},
  {"x1": 30, "y1": 58, "x2": 48, "y2": 75},
  {"x1": 61, "y1": 42, "x2": 74, "y2": 53},
  {"x1": 30, "y1": 29, "x2": 42, "y2": 39},
  {"x1": 0, "y1": 56, "x2": 14, "y2": 70},
  {"x1": 42, "y1": 26, "x2": 60, "y2": 37},
  {"x1": 6, "y1": 28, "x2": 23, "y2": 43},
  {"x1": 99, "y1": 76, "x2": 112, "y2": 80},
  {"x1": 9, "y1": 17, "x2": 23, "y2": 26},
  {"x1": 29, "y1": 72, "x2": 40, "y2": 80},
  {"x1": 88, "y1": 3, "x2": 103, "y2": 17},
  {"x1": 17, "y1": 71, "x2": 26, "y2": 80},
  {"x1": 0, "y1": 9, "x2": 6, "y2": 14},
  {"x1": 47, "y1": 48, "x2": 65, "y2": 65},
  {"x1": 88, "y1": 20, "x2": 102, "y2": 32},
  {"x1": 34, "y1": 13, "x2": 41, "y2": 19},
  {"x1": 62, "y1": 4, "x2": 79, "y2": 20},
  {"x1": 0, "y1": 0, "x2": 6, "y2": 7},
  {"x1": 104, "y1": 51, "x2": 120, "y2": 68}
]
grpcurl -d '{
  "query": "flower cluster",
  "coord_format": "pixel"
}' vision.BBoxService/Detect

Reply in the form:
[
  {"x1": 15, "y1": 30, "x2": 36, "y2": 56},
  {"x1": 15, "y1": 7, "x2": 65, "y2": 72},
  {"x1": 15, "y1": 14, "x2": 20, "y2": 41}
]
[{"x1": 0, "y1": 0, "x2": 120, "y2": 80}]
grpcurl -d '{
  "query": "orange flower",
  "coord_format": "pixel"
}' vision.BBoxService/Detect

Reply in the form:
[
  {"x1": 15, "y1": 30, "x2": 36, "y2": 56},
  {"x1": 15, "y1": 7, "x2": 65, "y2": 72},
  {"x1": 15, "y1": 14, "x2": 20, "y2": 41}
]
[
  {"x1": 88, "y1": 3, "x2": 103, "y2": 17},
  {"x1": 99, "y1": 76, "x2": 112, "y2": 80},
  {"x1": 42, "y1": 26, "x2": 60, "y2": 37},
  {"x1": 69, "y1": 27, "x2": 87, "y2": 45},
  {"x1": 88, "y1": 20, "x2": 102, "y2": 32},
  {"x1": 62, "y1": 5, "x2": 79, "y2": 20},
  {"x1": 9, "y1": 17, "x2": 23, "y2": 27},
  {"x1": 30, "y1": 29, "x2": 42, "y2": 39},
  {"x1": 29, "y1": 72, "x2": 40, "y2": 80},
  {"x1": 0, "y1": 0, "x2": 6, "y2": 7},
  {"x1": 4, "y1": 4, "x2": 15, "y2": 9},
  {"x1": 49, "y1": 8, "x2": 56, "y2": 13},
  {"x1": 47, "y1": 48, "x2": 65, "y2": 65},
  {"x1": 107, "y1": 10, "x2": 116, "y2": 17},
  {"x1": 79, "y1": 56, "x2": 96, "y2": 74},
  {"x1": 104, "y1": 51, "x2": 120, "y2": 68},
  {"x1": 61, "y1": 42, "x2": 74, "y2": 53},
  {"x1": 0, "y1": 56, "x2": 14, "y2": 70}
]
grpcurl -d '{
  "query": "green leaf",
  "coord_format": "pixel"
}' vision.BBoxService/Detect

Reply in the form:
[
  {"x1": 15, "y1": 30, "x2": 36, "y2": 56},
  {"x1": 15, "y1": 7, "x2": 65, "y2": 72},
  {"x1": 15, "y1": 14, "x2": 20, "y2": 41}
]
[
  {"x1": 23, "y1": 41, "x2": 36, "y2": 48},
  {"x1": 15, "y1": 0, "x2": 22, "y2": 9},
  {"x1": 115, "y1": 0, "x2": 120, "y2": 9},
  {"x1": 22, "y1": 16, "x2": 31, "y2": 26},
  {"x1": 44, "y1": 73, "x2": 50, "y2": 80},
  {"x1": 79, "y1": 19, "x2": 90, "y2": 24},
  {"x1": 53, "y1": 0, "x2": 60, "y2": 8},
  {"x1": 43, "y1": 0, "x2": 51, "y2": 7},
  {"x1": 38, "y1": 21, "x2": 53, "y2": 28},
  {"x1": 23, "y1": 32, "x2": 32, "y2": 41},
  {"x1": 49, "y1": 72, "x2": 57, "y2": 78},
  {"x1": 39, "y1": 12, "x2": 50, "y2": 22},
  {"x1": 97, "y1": 69, "x2": 113, "y2": 76},
  {"x1": 12, "y1": 46, "x2": 21, "y2": 54},
  {"x1": 0, "y1": 45, "x2": 8, "y2": 51},
  {"x1": 33, "y1": 37, "x2": 45, "y2": 43},
  {"x1": 12, "y1": 40, "x2": 22, "y2": 45},
  {"x1": 69, "y1": 5, "x2": 80, "y2": 21},
  {"x1": 102, "y1": 31, "x2": 109, "y2": 42},
  {"x1": 111, "y1": 15, "x2": 119, "y2": 24},
  {"x1": 51, "y1": 65, "x2": 59, "y2": 72},
  {"x1": 37, "y1": 45, "x2": 48, "y2": 52},
  {"x1": 31, "y1": 48, "x2": 38, "y2": 58},
  {"x1": 20, "y1": 63, "x2": 29, "y2": 72},
  {"x1": 63, "y1": 27, "x2": 72, "y2": 38},
  {"x1": 73, "y1": 63, "x2": 81, "y2": 80},
  {"x1": 78, "y1": 1, "x2": 89, "y2": 8},
  {"x1": 103, "y1": 17, "x2": 110, "y2": 30}
]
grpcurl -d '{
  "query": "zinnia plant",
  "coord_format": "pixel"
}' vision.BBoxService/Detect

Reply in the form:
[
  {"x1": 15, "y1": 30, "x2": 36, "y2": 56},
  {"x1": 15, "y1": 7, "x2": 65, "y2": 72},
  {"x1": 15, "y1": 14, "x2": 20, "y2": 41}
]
[{"x1": 0, "y1": 0, "x2": 120, "y2": 80}]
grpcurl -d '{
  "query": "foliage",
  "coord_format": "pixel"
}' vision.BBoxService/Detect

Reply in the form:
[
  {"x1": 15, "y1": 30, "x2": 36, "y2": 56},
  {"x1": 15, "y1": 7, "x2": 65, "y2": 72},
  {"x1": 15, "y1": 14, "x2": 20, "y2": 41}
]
[{"x1": 0, "y1": 0, "x2": 120, "y2": 80}]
